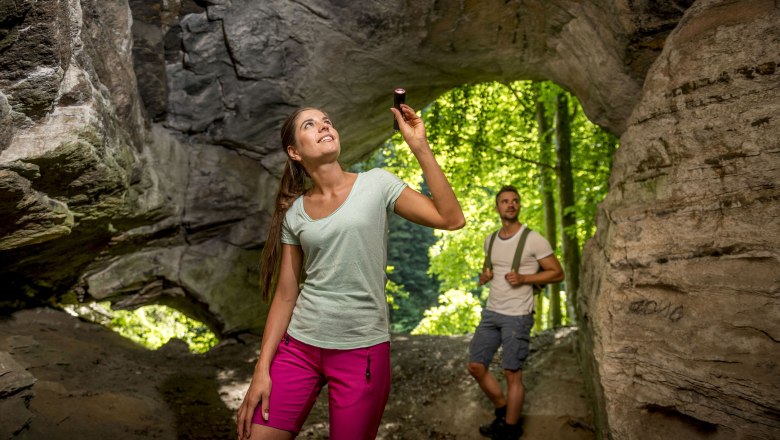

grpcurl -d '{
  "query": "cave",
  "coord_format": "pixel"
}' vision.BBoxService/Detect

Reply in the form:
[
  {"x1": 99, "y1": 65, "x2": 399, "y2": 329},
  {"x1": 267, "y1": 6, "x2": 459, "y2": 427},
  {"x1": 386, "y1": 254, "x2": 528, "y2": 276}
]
[{"x1": 1, "y1": 0, "x2": 778, "y2": 438}]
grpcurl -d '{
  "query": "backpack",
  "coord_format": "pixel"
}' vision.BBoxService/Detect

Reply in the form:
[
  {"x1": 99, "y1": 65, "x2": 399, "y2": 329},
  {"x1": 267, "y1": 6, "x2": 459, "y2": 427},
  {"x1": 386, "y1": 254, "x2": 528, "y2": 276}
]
[{"x1": 483, "y1": 227, "x2": 546, "y2": 295}]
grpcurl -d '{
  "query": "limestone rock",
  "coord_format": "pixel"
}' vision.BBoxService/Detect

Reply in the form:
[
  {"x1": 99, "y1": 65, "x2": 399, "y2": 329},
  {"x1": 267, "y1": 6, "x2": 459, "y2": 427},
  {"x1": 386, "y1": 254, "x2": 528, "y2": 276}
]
[
  {"x1": 0, "y1": 350, "x2": 35, "y2": 438},
  {"x1": 578, "y1": 0, "x2": 780, "y2": 438},
  {"x1": 0, "y1": 169, "x2": 74, "y2": 250},
  {"x1": 1, "y1": 0, "x2": 689, "y2": 334},
  {"x1": 0, "y1": 350, "x2": 35, "y2": 398},
  {"x1": 4, "y1": 1, "x2": 778, "y2": 437}
]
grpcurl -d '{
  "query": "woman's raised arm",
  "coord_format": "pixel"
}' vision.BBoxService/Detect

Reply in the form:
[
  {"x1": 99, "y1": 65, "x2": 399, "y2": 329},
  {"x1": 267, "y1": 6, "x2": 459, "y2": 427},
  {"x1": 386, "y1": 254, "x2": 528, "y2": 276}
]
[{"x1": 390, "y1": 104, "x2": 465, "y2": 231}]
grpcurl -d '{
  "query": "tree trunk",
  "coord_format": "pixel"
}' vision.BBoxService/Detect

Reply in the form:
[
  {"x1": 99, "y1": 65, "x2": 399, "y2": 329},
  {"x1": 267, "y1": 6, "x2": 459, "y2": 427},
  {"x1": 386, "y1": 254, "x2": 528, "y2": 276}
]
[
  {"x1": 555, "y1": 93, "x2": 580, "y2": 320},
  {"x1": 535, "y1": 86, "x2": 562, "y2": 328}
]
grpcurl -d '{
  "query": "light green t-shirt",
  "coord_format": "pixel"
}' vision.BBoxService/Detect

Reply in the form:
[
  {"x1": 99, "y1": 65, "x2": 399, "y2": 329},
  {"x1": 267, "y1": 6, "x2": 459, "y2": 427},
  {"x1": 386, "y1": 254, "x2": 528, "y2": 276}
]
[{"x1": 281, "y1": 168, "x2": 407, "y2": 349}]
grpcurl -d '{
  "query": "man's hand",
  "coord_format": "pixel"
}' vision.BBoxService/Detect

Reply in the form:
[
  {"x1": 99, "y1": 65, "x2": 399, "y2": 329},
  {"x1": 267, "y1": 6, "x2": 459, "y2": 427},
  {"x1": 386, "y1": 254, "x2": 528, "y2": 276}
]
[
  {"x1": 478, "y1": 268, "x2": 494, "y2": 286},
  {"x1": 505, "y1": 271, "x2": 527, "y2": 287}
]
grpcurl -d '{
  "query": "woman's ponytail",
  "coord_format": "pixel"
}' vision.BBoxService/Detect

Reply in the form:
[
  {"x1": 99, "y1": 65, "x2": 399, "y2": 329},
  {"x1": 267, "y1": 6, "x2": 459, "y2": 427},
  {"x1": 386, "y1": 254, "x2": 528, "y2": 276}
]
[{"x1": 258, "y1": 108, "x2": 312, "y2": 301}]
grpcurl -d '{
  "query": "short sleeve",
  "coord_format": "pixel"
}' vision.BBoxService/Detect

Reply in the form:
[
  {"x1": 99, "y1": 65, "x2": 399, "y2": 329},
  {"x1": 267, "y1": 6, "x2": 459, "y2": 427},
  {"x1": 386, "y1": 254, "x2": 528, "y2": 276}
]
[
  {"x1": 280, "y1": 207, "x2": 300, "y2": 245},
  {"x1": 530, "y1": 231, "x2": 554, "y2": 260},
  {"x1": 371, "y1": 169, "x2": 407, "y2": 210}
]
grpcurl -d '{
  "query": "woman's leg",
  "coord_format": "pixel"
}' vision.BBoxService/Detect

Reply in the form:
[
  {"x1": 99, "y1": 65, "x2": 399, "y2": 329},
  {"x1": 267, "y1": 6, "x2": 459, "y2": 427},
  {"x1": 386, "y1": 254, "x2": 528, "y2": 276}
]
[
  {"x1": 252, "y1": 334, "x2": 325, "y2": 436},
  {"x1": 323, "y1": 342, "x2": 392, "y2": 439},
  {"x1": 248, "y1": 424, "x2": 296, "y2": 440}
]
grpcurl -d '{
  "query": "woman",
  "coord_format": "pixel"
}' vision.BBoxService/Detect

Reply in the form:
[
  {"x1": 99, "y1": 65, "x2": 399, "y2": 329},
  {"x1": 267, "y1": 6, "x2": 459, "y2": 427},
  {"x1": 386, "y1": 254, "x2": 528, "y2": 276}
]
[{"x1": 236, "y1": 103, "x2": 465, "y2": 439}]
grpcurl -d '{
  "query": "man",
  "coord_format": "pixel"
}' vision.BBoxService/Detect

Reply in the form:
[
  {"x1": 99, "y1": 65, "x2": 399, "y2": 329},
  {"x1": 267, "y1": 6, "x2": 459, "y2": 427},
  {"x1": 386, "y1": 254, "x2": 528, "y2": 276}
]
[{"x1": 467, "y1": 185, "x2": 565, "y2": 440}]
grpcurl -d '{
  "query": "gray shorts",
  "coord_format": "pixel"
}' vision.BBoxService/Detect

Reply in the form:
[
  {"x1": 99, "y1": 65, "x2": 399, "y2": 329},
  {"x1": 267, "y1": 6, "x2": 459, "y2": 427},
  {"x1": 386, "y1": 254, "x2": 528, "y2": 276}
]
[{"x1": 468, "y1": 309, "x2": 534, "y2": 371}]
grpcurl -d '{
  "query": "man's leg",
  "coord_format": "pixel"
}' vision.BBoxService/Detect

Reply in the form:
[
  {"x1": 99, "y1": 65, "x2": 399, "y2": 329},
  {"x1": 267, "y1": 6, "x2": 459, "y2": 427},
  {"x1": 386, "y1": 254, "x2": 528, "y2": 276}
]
[
  {"x1": 503, "y1": 368, "x2": 524, "y2": 425},
  {"x1": 468, "y1": 310, "x2": 506, "y2": 437},
  {"x1": 467, "y1": 311, "x2": 504, "y2": 406},
  {"x1": 494, "y1": 313, "x2": 533, "y2": 439},
  {"x1": 467, "y1": 362, "x2": 506, "y2": 408}
]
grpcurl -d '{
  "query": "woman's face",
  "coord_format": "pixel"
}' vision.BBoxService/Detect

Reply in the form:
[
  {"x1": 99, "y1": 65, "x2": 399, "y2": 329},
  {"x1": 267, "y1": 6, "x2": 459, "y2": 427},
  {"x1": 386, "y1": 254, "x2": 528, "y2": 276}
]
[{"x1": 288, "y1": 109, "x2": 340, "y2": 164}]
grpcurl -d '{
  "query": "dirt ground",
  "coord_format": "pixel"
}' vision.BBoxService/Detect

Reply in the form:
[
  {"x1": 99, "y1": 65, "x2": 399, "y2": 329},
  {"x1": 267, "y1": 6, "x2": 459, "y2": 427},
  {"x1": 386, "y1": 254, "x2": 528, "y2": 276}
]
[{"x1": 1, "y1": 308, "x2": 595, "y2": 439}]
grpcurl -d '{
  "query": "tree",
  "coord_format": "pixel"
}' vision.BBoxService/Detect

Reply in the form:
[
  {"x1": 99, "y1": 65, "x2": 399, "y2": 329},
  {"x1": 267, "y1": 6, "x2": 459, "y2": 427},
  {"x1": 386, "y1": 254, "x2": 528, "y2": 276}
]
[
  {"x1": 534, "y1": 83, "x2": 563, "y2": 328},
  {"x1": 555, "y1": 93, "x2": 581, "y2": 319}
]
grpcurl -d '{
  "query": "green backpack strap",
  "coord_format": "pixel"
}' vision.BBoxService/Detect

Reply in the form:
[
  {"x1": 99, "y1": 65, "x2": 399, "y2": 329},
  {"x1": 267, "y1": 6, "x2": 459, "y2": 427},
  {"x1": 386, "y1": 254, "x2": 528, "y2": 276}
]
[
  {"x1": 483, "y1": 232, "x2": 498, "y2": 271},
  {"x1": 512, "y1": 227, "x2": 546, "y2": 295},
  {"x1": 510, "y1": 227, "x2": 532, "y2": 273}
]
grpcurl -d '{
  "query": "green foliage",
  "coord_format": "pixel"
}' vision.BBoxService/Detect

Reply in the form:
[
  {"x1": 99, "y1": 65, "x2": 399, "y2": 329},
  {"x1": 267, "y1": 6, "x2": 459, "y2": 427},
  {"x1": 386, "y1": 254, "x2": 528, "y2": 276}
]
[
  {"x1": 357, "y1": 80, "x2": 615, "y2": 335},
  {"x1": 385, "y1": 266, "x2": 410, "y2": 311},
  {"x1": 530, "y1": 289, "x2": 572, "y2": 334},
  {"x1": 386, "y1": 211, "x2": 442, "y2": 333},
  {"x1": 379, "y1": 80, "x2": 615, "y2": 296},
  {"x1": 411, "y1": 290, "x2": 482, "y2": 335},
  {"x1": 108, "y1": 305, "x2": 218, "y2": 354}
]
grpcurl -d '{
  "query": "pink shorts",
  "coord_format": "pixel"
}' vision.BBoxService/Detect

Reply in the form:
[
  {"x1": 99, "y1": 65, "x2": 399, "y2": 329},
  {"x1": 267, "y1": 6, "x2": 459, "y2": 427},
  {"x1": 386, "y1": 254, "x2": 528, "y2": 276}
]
[{"x1": 252, "y1": 333, "x2": 391, "y2": 439}]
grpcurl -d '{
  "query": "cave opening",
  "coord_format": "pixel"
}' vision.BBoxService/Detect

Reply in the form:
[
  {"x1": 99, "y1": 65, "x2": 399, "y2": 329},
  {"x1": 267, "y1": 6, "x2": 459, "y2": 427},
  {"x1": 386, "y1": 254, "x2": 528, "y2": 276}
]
[
  {"x1": 350, "y1": 79, "x2": 616, "y2": 336},
  {"x1": 64, "y1": 301, "x2": 218, "y2": 354}
]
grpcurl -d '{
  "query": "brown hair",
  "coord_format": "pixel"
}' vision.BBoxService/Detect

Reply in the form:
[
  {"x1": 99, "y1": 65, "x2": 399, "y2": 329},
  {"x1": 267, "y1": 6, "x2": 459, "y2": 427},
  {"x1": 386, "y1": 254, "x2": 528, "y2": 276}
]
[
  {"x1": 495, "y1": 185, "x2": 520, "y2": 204},
  {"x1": 258, "y1": 108, "x2": 315, "y2": 301}
]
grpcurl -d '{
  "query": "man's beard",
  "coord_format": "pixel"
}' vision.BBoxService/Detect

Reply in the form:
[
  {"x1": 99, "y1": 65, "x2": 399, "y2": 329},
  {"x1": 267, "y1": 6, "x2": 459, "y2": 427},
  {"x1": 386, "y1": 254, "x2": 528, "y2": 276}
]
[{"x1": 501, "y1": 213, "x2": 518, "y2": 222}]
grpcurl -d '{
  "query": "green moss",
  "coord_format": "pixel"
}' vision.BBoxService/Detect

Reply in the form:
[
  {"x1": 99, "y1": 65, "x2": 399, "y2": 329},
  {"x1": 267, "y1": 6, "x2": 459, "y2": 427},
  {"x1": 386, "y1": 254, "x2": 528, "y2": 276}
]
[{"x1": 0, "y1": 27, "x2": 19, "y2": 51}]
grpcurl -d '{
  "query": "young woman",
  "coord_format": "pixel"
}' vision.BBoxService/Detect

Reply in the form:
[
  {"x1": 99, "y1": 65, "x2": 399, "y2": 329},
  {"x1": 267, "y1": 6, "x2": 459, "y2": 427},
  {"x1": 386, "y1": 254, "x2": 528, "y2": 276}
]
[{"x1": 236, "y1": 103, "x2": 465, "y2": 440}]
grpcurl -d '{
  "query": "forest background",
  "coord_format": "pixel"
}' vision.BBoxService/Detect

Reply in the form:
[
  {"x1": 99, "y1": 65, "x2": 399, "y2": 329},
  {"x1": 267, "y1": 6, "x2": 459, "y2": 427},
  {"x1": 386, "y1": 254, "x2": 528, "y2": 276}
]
[{"x1": 85, "y1": 80, "x2": 617, "y2": 352}]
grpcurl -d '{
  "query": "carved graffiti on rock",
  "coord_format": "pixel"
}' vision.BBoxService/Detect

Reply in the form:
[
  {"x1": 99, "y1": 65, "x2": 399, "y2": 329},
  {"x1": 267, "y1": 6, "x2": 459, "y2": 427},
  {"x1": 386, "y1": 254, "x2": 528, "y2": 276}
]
[{"x1": 628, "y1": 298, "x2": 684, "y2": 322}]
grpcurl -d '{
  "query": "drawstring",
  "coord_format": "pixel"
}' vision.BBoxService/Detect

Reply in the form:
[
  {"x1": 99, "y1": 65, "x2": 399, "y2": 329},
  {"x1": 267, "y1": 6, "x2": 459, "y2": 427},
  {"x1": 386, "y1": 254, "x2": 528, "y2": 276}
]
[{"x1": 284, "y1": 334, "x2": 289, "y2": 345}]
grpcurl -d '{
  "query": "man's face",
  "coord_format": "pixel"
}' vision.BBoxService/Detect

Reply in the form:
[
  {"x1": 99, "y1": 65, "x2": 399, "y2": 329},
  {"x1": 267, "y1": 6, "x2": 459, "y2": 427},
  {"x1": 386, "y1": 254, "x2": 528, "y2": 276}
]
[{"x1": 495, "y1": 191, "x2": 520, "y2": 222}]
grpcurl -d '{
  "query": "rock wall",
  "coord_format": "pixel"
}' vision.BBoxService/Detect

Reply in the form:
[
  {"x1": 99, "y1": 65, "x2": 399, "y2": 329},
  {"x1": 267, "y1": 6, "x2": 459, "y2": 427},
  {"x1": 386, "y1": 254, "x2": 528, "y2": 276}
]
[
  {"x1": 578, "y1": 0, "x2": 780, "y2": 438},
  {"x1": 1, "y1": 0, "x2": 682, "y2": 336}
]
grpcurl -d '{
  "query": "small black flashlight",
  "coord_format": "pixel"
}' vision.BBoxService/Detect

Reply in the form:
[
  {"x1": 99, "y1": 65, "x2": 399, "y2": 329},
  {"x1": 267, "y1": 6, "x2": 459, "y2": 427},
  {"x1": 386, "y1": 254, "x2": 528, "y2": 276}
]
[{"x1": 393, "y1": 88, "x2": 406, "y2": 131}]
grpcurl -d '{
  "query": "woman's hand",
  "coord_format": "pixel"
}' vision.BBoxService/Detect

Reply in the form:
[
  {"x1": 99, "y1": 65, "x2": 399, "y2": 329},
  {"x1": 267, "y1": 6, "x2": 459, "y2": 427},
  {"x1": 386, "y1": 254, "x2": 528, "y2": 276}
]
[
  {"x1": 236, "y1": 371, "x2": 271, "y2": 439},
  {"x1": 391, "y1": 103, "x2": 465, "y2": 231},
  {"x1": 391, "y1": 103, "x2": 428, "y2": 152}
]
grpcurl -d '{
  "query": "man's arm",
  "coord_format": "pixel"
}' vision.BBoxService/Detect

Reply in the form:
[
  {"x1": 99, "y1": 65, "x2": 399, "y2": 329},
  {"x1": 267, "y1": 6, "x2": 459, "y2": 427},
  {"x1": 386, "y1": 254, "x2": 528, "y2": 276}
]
[
  {"x1": 478, "y1": 267, "x2": 494, "y2": 286},
  {"x1": 477, "y1": 234, "x2": 494, "y2": 286},
  {"x1": 505, "y1": 254, "x2": 564, "y2": 287}
]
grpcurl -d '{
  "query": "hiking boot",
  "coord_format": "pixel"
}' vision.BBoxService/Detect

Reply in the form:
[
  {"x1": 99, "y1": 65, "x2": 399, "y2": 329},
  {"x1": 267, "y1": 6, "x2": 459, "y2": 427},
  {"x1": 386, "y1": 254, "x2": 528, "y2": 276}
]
[
  {"x1": 490, "y1": 420, "x2": 524, "y2": 440},
  {"x1": 478, "y1": 406, "x2": 507, "y2": 437}
]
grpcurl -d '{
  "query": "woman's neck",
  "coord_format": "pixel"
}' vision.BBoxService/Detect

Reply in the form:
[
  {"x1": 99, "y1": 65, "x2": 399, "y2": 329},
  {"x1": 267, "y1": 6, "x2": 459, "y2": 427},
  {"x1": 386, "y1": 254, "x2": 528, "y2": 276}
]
[{"x1": 306, "y1": 161, "x2": 348, "y2": 196}]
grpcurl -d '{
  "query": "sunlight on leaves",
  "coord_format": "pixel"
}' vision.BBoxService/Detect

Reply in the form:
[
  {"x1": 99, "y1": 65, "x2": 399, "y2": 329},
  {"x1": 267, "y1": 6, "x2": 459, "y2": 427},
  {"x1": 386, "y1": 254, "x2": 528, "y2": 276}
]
[{"x1": 108, "y1": 305, "x2": 218, "y2": 354}]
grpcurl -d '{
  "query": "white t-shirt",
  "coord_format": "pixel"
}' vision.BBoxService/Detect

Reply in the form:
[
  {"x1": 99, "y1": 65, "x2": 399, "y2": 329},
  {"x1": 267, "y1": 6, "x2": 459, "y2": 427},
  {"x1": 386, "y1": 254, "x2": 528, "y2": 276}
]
[
  {"x1": 281, "y1": 168, "x2": 407, "y2": 349},
  {"x1": 484, "y1": 226, "x2": 554, "y2": 316}
]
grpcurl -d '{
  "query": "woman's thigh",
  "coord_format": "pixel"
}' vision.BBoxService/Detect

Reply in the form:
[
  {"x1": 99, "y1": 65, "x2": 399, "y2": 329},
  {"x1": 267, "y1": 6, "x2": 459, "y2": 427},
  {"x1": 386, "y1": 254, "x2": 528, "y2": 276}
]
[
  {"x1": 252, "y1": 334, "x2": 325, "y2": 434},
  {"x1": 248, "y1": 423, "x2": 296, "y2": 440},
  {"x1": 323, "y1": 341, "x2": 392, "y2": 439}
]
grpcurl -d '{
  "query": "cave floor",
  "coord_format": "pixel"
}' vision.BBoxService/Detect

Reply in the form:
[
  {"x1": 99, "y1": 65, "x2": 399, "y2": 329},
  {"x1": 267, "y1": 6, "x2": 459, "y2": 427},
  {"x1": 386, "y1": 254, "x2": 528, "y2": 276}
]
[{"x1": 1, "y1": 308, "x2": 594, "y2": 439}]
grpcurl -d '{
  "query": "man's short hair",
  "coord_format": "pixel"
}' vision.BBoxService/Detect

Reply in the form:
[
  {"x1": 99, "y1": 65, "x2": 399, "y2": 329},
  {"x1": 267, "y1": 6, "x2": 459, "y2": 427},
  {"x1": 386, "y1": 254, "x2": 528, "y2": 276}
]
[{"x1": 495, "y1": 185, "x2": 520, "y2": 204}]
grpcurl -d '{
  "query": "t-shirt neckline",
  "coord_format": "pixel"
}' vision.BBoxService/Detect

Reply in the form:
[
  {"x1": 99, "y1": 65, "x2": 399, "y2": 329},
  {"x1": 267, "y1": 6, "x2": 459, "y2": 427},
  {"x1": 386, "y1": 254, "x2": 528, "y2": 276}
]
[
  {"x1": 497, "y1": 224, "x2": 525, "y2": 241},
  {"x1": 300, "y1": 172, "x2": 362, "y2": 222}
]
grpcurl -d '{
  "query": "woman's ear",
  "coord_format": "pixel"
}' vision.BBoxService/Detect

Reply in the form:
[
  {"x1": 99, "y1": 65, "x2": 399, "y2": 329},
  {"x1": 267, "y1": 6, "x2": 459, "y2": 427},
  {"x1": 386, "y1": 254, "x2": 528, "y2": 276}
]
[{"x1": 287, "y1": 145, "x2": 301, "y2": 162}]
